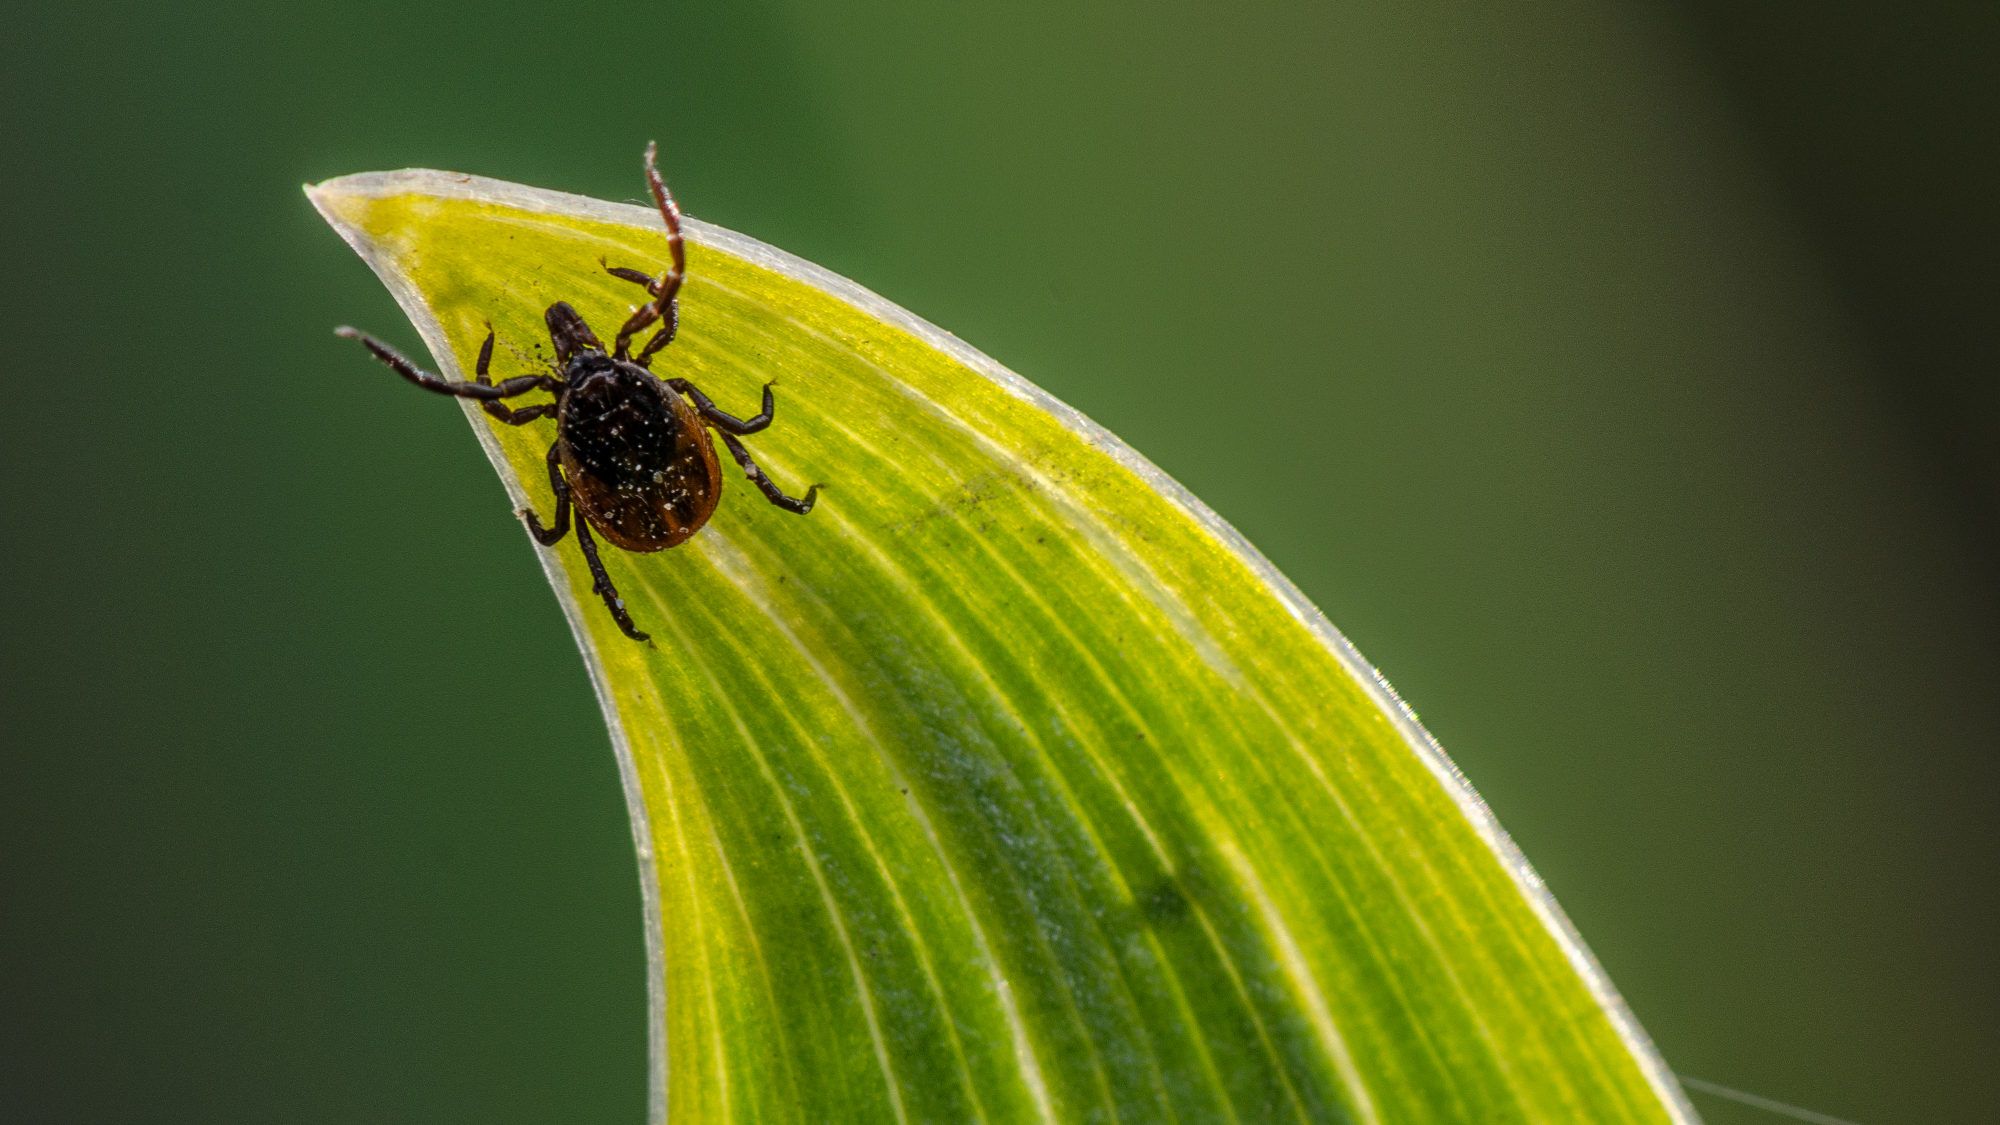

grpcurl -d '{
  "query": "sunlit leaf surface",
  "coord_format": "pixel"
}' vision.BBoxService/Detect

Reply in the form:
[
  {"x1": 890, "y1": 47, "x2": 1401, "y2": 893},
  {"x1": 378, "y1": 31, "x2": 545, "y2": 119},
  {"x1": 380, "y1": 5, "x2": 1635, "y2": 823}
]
[{"x1": 311, "y1": 168, "x2": 1692, "y2": 1124}]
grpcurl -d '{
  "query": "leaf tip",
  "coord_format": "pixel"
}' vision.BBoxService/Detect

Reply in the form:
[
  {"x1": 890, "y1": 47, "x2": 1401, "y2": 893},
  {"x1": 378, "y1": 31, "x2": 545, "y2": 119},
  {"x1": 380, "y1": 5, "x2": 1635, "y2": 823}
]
[{"x1": 304, "y1": 175, "x2": 368, "y2": 231}]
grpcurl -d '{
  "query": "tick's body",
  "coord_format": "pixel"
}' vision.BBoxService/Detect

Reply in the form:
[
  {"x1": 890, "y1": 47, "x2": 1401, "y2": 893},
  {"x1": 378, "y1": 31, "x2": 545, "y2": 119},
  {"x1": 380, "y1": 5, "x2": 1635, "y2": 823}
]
[
  {"x1": 557, "y1": 350, "x2": 720, "y2": 552},
  {"x1": 337, "y1": 142, "x2": 818, "y2": 643}
]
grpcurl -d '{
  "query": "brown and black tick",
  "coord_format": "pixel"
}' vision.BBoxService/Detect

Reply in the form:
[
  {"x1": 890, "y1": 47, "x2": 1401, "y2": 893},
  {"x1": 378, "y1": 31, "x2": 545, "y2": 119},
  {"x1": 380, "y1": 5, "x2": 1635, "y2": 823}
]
[{"x1": 337, "y1": 142, "x2": 819, "y2": 643}]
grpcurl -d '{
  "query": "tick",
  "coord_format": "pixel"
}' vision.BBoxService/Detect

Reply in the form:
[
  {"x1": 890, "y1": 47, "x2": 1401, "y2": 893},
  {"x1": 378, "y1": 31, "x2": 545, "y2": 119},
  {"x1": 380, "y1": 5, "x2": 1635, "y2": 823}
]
[{"x1": 337, "y1": 142, "x2": 819, "y2": 643}]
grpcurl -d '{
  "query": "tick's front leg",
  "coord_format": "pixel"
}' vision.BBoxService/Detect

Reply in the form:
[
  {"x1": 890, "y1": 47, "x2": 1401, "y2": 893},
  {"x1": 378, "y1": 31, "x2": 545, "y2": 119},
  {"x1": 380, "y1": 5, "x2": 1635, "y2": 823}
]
[
  {"x1": 475, "y1": 327, "x2": 558, "y2": 425},
  {"x1": 337, "y1": 327, "x2": 556, "y2": 400}
]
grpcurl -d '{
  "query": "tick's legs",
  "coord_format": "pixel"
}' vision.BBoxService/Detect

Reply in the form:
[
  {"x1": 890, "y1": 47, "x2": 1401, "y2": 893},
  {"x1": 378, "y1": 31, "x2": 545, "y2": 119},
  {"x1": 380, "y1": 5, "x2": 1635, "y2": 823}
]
[
  {"x1": 605, "y1": 265, "x2": 683, "y2": 366},
  {"x1": 522, "y1": 443, "x2": 571, "y2": 546},
  {"x1": 483, "y1": 403, "x2": 556, "y2": 425},
  {"x1": 636, "y1": 310, "x2": 684, "y2": 364},
  {"x1": 717, "y1": 432, "x2": 819, "y2": 514},
  {"x1": 669, "y1": 378, "x2": 774, "y2": 435},
  {"x1": 474, "y1": 326, "x2": 558, "y2": 424},
  {"x1": 573, "y1": 513, "x2": 650, "y2": 643},
  {"x1": 338, "y1": 327, "x2": 559, "y2": 400},
  {"x1": 633, "y1": 304, "x2": 680, "y2": 366},
  {"x1": 607, "y1": 140, "x2": 687, "y2": 361}
]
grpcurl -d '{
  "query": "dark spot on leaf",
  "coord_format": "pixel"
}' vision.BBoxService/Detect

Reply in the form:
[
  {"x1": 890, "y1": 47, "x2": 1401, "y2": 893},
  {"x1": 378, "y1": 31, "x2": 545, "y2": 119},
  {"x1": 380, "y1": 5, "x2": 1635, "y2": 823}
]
[{"x1": 1138, "y1": 876, "x2": 1192, "y2": 927}]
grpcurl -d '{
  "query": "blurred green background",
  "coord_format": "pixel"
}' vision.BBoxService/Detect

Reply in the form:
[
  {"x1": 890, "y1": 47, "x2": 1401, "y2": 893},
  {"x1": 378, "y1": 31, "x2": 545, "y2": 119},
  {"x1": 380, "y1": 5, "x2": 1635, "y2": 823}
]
[{"x1": 3, "y1": 2, "x2": 1994, "y2": 1122}]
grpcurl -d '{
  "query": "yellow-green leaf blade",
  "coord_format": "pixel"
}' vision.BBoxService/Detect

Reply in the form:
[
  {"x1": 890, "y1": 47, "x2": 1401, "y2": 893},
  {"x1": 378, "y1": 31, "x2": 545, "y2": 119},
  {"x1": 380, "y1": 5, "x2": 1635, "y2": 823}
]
[{"x1": 310, "y1": 170, "x2": 1693, "y2": 1124}]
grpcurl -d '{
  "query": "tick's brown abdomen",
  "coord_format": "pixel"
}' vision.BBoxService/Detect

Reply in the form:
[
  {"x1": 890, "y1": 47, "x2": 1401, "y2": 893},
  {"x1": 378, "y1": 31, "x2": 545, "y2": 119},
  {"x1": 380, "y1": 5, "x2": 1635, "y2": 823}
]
[{"x1": 560, "y1": 368, "x2": 722, "y2": 552}]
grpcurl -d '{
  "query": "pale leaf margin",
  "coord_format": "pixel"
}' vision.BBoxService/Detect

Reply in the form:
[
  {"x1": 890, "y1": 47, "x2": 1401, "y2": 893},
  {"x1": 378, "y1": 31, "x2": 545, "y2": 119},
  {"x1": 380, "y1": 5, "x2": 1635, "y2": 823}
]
[{"x1": 306, "y1": 169, "x2": 1698, "y2": 1125}]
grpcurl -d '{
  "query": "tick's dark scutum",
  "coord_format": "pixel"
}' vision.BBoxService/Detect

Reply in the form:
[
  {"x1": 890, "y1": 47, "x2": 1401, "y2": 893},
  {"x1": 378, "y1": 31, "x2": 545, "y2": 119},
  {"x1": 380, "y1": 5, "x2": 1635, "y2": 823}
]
[{"x1": 559, "y1": 364, "x2": 721, "y2": 552}]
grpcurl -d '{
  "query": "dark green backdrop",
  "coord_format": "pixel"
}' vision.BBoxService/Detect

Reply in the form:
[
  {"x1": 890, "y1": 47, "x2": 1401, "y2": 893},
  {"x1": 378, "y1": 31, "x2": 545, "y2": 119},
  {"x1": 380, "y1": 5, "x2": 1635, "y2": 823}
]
[{"x1": 4, "y1": 2, "x2": 1994, "y2": 1122}]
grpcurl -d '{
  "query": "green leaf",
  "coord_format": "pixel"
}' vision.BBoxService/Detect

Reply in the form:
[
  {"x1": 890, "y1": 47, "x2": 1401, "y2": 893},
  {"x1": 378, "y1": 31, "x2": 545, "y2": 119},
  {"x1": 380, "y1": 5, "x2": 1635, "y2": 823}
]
[{"x1": 310, "y1": 168, "x2": 1693, "y2": 1124}]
